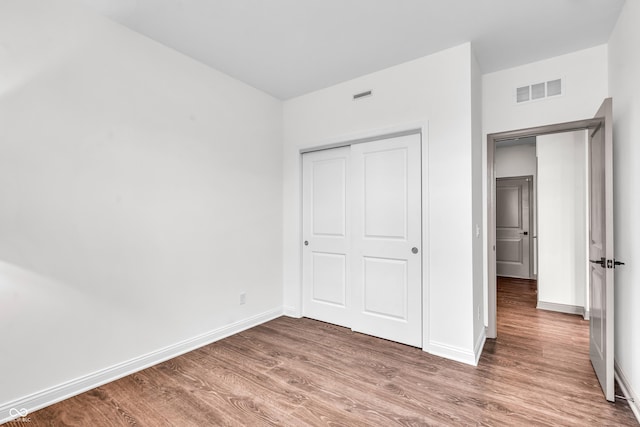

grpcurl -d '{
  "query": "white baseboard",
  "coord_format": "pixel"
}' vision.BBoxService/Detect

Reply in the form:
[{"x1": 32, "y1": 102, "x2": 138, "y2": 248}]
[
  {"x1": 615, "y1": 361, "x2": 640, "y2": 424},
  {"x1": 537, "y1": 301, "x2": 585, "y2": 316},
  {"x1": 429, "y1": 340, "x2": 478, "y2": 366},
  {"x1": 474, "y1": 328, "x2": 487, "y2": 365},
  {"x1": 283, "y1": 305, "x2": 302, "y2": 318},
  {"x1": 0, "y1": 308, "x2": 283, "y2": 425}
]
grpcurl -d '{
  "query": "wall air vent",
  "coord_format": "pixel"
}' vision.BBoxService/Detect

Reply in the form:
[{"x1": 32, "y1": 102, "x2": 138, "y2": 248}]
[
  {"x1": 353, "y1": 90, "x2": 372, "y2": 100},
  {"x1": 546, "y1": 79, "x2": 562, "y2": 97},
  {"x1": 531, "y1": 82, "x2": 545, "y2": 100},
  {"x1": 516, "y1": 86, "x2": 530, "y2": 103},
  {"x1": 516, "y1": 78, "x2": 563, "y2": 104}
]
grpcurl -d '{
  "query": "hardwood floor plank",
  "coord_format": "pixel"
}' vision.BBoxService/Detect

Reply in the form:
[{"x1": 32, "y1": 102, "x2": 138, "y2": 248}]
[{"x1": 9, "y1": 277, "x2": 637, "y2": 426}]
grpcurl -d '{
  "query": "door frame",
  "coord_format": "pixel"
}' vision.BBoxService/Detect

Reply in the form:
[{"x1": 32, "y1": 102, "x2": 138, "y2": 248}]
[
  {"x1": 486, "y1": 118, "x2": 600, "y2": 338},
  {"x1": 495, "y1": 175, "x2": 534, "y2": 280},
  {"x1": 298, "y1": 121, "x2": 430, "y2": 350}
]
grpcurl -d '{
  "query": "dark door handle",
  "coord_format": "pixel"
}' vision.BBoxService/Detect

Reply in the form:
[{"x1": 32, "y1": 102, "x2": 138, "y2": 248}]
[
  {"x1": 614, "y1": 259, "x2": 625, "y2": 267},
  {"x1": 590, "y1": 257, "x2": 605, "y2": 268},
  {"x1": 523, "y1": 231, "x2": 528, "y2": 236}
]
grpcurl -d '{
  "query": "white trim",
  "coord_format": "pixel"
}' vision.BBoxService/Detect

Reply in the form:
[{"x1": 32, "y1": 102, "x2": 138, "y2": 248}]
[
  {"x1": 0, "y1": 308, "x2": 282, "y2": 424},
  {"x1": 429, "y1": 340, "x2": 478, "y2": 366},
  {"x1": 299, "y1": 128, "x2": 420, "y2": 154},
  {"x1": 615, "y1": 361, "x2": 640, "y2": 423},
  {"x1": 298, "y1": 121, "x2": 429, "y2": 155},
  {"x1": 283, "y1": 305, "x2": 302, "y2": 318},
  {"x1": 536, "y1": 301, "x2": 585, "y2": 316},
  {"x1": 420, "y1": 122, "x2": 430, "y2": 354},
  {"x1": 474, "y1": 327, "x2": 487, "y2": 365}
]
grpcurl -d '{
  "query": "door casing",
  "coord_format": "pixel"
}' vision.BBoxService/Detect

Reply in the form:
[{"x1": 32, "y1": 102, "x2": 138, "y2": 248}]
[
  {"x1": 487, "y1": 100, "x2": 614, "y2": 402},
  {"x1": 487, "y1": 118, "x2": 601, "y2": 339}
]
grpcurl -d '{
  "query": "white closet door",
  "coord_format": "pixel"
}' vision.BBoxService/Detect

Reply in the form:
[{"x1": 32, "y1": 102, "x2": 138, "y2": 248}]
[
  {"x1": 302, "y1": 147, "x2": 352, "y2": 328},
  {"x1": 301, "y1": 133, "x2": 422, "y2": 347},
  {"x1": 350, "y1": 134, "x2": 422, "y2": 347}
]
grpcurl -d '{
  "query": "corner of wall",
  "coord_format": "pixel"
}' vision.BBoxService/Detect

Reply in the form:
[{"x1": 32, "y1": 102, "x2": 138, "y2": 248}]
[
  {"x1": 471, "y1": 41, "x2": 485, "y2": 343},
  {"x1": 283, "y1": 306, "x2": 302, "y2": 318},
  {"x1": 615, "y1": 362, "x2": 640, "y2": 423},
  {"x1": 429, "y1": 338, "x2": 482, "y2": 367},
  {"x1": 608, "y1": 2, "x2": 640, "y2": 423},
  {"x1": 474, "y1": 327, "x2": 487, "y2": 366}
]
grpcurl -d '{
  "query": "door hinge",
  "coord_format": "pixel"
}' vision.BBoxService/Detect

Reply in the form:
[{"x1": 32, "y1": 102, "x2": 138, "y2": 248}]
[{"x1": 606, "y1": 259, "x2": 626, "y2": 269}]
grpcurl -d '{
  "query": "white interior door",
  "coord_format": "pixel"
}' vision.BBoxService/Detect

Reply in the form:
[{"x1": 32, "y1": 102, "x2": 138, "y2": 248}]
[
  {"x1": 350, "y1": 134, "x2": 422, "y2": 347},
  {"x1": 496, "y1": 177, "x2": 531, "y2": 279},
  {"x1": 302, "y1": 147, "x2": 351, "y2": 328},
  {"x1": 302, "y1": 133, "x2": 422, "y2": 348},
  {"x1": 589, "y1": 98, "x2": 615, "y2": 402}
]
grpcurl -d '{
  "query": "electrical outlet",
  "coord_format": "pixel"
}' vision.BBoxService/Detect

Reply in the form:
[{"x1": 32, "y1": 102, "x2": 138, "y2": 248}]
[{"x1": 240, "y1": 292, "x2": 246, "y2": 305}]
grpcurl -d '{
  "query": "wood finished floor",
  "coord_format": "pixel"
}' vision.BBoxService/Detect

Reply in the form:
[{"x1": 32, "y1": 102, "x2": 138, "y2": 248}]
[{"x1": 7, "y1": 277, "x2": 637, "y2": 426}]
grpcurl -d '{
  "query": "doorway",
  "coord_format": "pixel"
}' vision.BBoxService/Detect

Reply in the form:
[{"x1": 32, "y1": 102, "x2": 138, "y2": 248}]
[
  {"x1": 487, "y1": 120, "x2": 597, "y2": 338},
  {"x1": 486, "y1": 98, "x2": 616, "y2": 401}
]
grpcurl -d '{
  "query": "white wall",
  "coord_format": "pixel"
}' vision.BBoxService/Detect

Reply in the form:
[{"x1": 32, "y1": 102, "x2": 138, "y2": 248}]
[
  {"x1": 483, "y1": 45, "x2": 609, "y2": 135},
  {"x1": 495, "y1": 142, "x2": 537, "y2": 275},
  {"x1": 471, "y1": 50, "x2": 485, "y2": 352},
  {"x1": 536, "y1": 131, "x2": 587, "y2": 311},
  {"x1": 283, "y1": 43, "x2": 483, "y2": 364},
  {"x1": 0, "y1": 0, "x2": 283, "y2": 411},
  {"x1": 608, "y1": 0, "x2": 640, "y2": 416},
  {"x1": 483, "y1": 45, "x2": 609, "y2": 325}
]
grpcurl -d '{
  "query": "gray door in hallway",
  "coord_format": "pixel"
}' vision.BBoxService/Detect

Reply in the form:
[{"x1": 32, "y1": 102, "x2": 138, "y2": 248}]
[
  {"x1": 496, "y1": 176, "x2": 532, "y2": 279},
  {"x1": 589, "y1": 98, "x2": 615, "y2": 402}
]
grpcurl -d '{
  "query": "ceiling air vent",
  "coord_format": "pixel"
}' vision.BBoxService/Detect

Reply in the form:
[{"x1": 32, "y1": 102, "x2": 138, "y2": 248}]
[
  {"x1": 515, "y1": 78, "x2": 563, "y2": 104},
  {"x1": 353, "y1": 90, "x2": 372, "y2": 101}
]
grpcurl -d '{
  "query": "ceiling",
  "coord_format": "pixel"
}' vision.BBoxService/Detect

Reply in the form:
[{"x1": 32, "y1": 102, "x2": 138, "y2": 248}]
[{"x1": 78, "y1": 0, "x2": 625, "y2": 100}]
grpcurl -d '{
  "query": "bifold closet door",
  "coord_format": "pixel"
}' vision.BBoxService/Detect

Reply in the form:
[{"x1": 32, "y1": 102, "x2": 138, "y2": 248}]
[
  {"x1": 351, "y1": 134, "x2": 422, "y2": 347},
  {"x1": 302, "y1": 133, "x2": 422, "y2": 347},
  {"x1": 302, "y1": 146, "x2": 352, "y2": 328}
]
